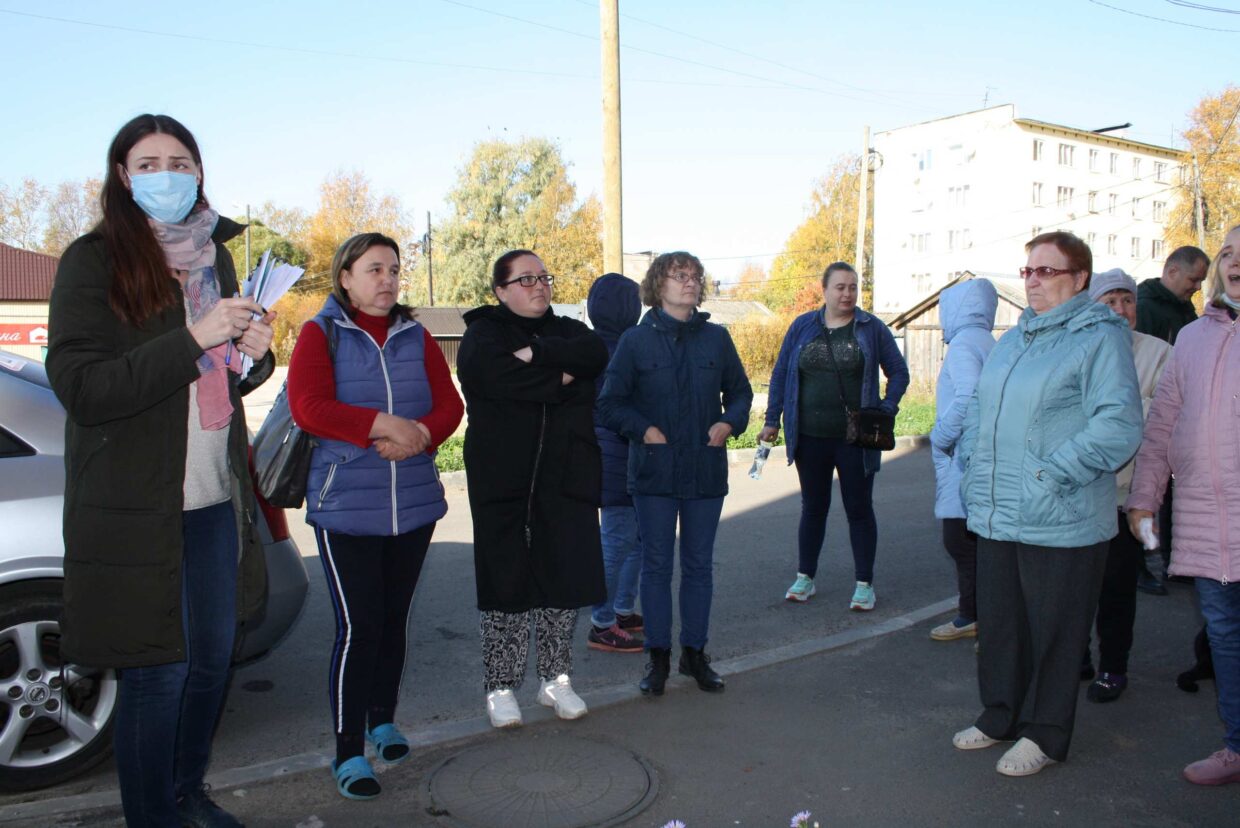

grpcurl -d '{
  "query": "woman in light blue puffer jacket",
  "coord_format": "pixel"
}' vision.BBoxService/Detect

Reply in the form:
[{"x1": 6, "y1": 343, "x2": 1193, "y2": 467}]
[
  {"x1": 929, "y1": 278, "x2": 997, "y2": 641},
  {"x1": 952, "y1": 232, "x2": 1143, "y2": 778}
]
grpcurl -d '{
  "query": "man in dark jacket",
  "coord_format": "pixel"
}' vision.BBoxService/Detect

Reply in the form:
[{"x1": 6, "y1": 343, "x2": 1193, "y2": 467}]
[
  {"x1": 585, "y1": 273, "x2": 646, "y2": 653},
  {"x1": 1135, "y1": 246, "x2": 1209, "y2": 345},
  {"x1": 1134, "y1": 245, "x2": 1210, "y2": 594}
]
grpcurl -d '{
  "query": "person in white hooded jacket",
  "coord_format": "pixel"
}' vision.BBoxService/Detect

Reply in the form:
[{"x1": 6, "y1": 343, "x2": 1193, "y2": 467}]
[{"x1": 929, "y1": 278, "x2": 997, "y2": 641}]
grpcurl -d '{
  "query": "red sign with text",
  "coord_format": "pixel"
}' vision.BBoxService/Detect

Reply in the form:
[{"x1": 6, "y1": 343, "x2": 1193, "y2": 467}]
[{"x1": 0, "y1": 324, "x2": 49, "y2": 346}]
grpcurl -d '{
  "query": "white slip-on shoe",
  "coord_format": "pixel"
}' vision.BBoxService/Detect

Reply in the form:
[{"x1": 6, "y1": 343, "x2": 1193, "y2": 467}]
[
  {"x1": 486, "y1": 688, "x2": 523, "y2": 729},
  {"x1": 952, "y1": 725, "x2": 1000, "y2": 750},
  {"x1": 538, "y1": 674, "x2": 588, "y2": 720},
  {"x1": 996, "y1": 737, "x2": 1057, "y2": 777}
]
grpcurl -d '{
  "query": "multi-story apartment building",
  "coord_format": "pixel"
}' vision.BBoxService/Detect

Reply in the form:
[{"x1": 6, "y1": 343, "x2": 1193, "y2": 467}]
[{"x1": 871, "y1": 105, "x2": 1183, "y2": 314}]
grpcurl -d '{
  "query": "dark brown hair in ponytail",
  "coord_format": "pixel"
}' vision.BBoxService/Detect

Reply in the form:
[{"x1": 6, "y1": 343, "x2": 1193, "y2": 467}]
[{"x1": 97, "y1": 114, "x2": 208, "y2": 326}]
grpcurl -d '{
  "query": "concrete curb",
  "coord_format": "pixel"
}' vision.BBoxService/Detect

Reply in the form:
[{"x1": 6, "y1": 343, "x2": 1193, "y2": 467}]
[
  {"x1": 440, "y1": 435, "x2": 931, "y2": 488},
  {"x1": 0, "y1": 596, "x2": 956, "y2": 824}
]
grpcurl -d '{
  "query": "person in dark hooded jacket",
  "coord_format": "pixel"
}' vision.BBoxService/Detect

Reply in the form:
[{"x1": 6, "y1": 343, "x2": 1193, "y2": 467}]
[
  {"x1": 598, "y1": 251, "x2": 753, "y2": 697},
  {"x1": 458, "y1": 249, "x2": 608, "y2": 729}
]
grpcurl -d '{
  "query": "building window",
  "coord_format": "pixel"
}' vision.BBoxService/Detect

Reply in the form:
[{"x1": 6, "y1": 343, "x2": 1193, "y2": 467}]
[
  {"x1": 1131, "y1": 237, "x2": 1141, "y2": 258},
  {"x1": 1089, "y1": 149, "x2": 1100, "y2": 172},
  {"x1": 1087, "y1": 232, "x2": 1097, "y2": 249},
  {"x1": 962, "y1": 228, "x2": 971, "y2": 249},
  {"x1": 1152, "y1": 239, "x2": 1165, "y2": 260},
  {"x1": 1088, "y1": 191, "x2": 1098, "y2": 212},
  {"x1": 1032, "y1": 225, "x2": 1043, "y2": 238},
  {"x1": 1057, "y1": 186, "x2": 1074, "y2": 207},
  {"x1": 1153, "y1": 200, "x2": 1166, "y2": 221},
  {"x1": 1033, "y1": 140, "x2": 1044, "y2": 161},
  {"x1": 1032, "y1": 182, "x2": 1043, "y2": 206},
  {"x1": 1108, "y1": 194, "x2": 1118, "y2": 215},
  {"x1": 910, "y1": 232, "x2": 931, "y2": 254},
  {"x1": 1058, "y1": 143, "x2": 1074, "y2": 166},
  {"x1": 948, "y1": 185, "x2": 970, "y2": 208},
  {"x1": 1155, "y1": 162, "x2": 1168, "y2": 183},
  {"x1": 1132, "y1": 197, "x2": 1141, "y2": 219},
  {"x1": 917, "y1": 149, "x2": 933, "y2": 172},
  {"x1": 1132, "y1": 158, "x2": 1141, "y2": 178},
  {"x1": 1110, "y1": 153, "x2": 1119, "y2": 175},
  {"x1": 948, "y1": 230, "x2": 956, "y2": 251},
  {"x1": 1108, "y1": 234, "x2": 1118, "y2": 255}
]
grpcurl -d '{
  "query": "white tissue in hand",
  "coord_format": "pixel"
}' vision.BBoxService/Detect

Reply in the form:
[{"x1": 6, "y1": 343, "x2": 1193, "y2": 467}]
[{"x1": 1137, "y1": 516, "x2": 1159, "y2": 551}]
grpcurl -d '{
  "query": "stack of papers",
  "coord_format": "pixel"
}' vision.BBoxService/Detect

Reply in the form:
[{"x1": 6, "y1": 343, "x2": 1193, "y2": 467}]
[{"x1": 239, "y1": 250, "x2": 305, "y2": 378}]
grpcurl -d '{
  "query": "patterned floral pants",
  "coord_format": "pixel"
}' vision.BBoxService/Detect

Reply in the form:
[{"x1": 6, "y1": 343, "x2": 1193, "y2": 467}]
[{"x1": 480, "y1": 608, "x2": 578, "y2": 692}]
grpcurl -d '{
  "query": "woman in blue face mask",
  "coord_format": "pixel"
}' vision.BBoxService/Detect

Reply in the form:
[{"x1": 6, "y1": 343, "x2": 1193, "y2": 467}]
[{"x1": 45, "y1": 114, "x2": 276, "y2": 827}]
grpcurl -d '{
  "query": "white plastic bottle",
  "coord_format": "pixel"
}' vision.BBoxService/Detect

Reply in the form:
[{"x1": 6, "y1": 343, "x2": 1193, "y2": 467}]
[{"x1": 748, "y1": 440, "x2": 774, "y2": 480}]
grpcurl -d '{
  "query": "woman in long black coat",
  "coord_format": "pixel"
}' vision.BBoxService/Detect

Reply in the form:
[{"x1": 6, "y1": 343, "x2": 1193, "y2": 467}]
[{"x1": 458, "y1": 249, "x2": 608, "y2": 728}]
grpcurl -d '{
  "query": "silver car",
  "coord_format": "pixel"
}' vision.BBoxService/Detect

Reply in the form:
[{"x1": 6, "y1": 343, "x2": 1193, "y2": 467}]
[{"x1": 0, "y1": 350, "x2": 308, "y2": 792}]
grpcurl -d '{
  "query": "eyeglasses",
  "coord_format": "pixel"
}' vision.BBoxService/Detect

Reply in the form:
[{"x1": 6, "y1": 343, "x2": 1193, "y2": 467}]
[
  {"x1": 1018, "y1": 266, "x2": 1076, "y2": 280},
  {"x1": 668, "y1": 271, "x2": 705, "y2": 284},
  {"x1": 499, "y1": 274, "x2": 554, "y2": 288}
]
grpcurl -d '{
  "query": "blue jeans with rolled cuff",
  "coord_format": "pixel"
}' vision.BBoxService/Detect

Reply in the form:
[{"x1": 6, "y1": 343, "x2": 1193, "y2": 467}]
[
  {"x1": 592, "y1": 506, "x2": 643, "y2": 629},
  {"x1": 1196, "y1": 577, "x2": 1240, "y2": 752}
]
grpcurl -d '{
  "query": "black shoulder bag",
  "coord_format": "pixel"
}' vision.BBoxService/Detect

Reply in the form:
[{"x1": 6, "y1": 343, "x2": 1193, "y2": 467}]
[
  {"x1": 252, "y1": 318, "x2": 337, "y2": 508},
  {"x1": 823, "y1": 321, "x2": 896, "y2": 452}
]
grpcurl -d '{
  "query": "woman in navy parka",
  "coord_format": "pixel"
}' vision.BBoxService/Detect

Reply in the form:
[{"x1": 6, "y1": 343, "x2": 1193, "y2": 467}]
[{"x1": 598, "y1": 252, "x2": 752, "y2": 697}]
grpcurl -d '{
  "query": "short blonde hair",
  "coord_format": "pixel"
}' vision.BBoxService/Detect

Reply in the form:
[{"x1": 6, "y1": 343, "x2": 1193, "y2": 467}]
[{"x1": 1207, "y1": 224, "x2": 1240, "y2": 308}]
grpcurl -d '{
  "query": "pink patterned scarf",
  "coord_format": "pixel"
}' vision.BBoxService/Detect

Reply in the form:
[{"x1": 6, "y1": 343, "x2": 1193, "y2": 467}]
[{"x1": 150, "y1": 207, "x2": 238, "y2": 430}]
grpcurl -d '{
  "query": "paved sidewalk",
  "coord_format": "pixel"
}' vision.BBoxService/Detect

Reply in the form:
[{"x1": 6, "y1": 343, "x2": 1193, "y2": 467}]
[{"x1": 12, "y1": 578, "x2": 1233, "y2": 827}]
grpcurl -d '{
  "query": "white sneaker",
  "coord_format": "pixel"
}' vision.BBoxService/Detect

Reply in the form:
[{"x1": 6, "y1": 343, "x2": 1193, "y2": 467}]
[
  {"x1": 486, "y1": 688, "x2": 522, "y2": 729},
  {"x1": 996, "y1": 737, "x2": 1056, "y2": 777},
  {"x1": 538, "y1": 674, "x2": 588, "y2": 720},
  {"x1": 952, "y1": 725, "x2": 1000, "y2": 750}
]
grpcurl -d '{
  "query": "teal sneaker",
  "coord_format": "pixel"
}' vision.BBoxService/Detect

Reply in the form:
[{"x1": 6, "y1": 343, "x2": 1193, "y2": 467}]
[
  {"x1": 785, "y1": 573, "x2": 816, "y2": 602},
  {"x1": 849, "y1": 581, "x2": 875, "y2": 611}
]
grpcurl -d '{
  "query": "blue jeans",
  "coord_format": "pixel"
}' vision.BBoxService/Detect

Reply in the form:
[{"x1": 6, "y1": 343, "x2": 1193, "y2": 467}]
[
  {"x1": 1196, "y1": 577, "x2": 1240, "y2": 752},
  {"x1": 633, "y1": 495, "x2": 724, "y2": 650},
  {"x1": 794, "y1": 434, "x2": 877, "y2": 582},
  {"x1": 591, "y1": 506, "x2": 643, "y2": 628},
  {"x1": 114, "y1": 501, "x2": 238, "y2": 827}
]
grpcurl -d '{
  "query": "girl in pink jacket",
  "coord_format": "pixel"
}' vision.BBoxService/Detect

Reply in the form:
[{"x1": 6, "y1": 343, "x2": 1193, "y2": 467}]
[{"x1": 1127, "y1": 224, "x2": 1240, "y2": 786}]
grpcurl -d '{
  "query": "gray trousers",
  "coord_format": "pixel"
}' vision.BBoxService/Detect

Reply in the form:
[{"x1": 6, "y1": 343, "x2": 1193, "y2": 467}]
[{"x1": 975, "y1": 538, "x2": 1108, "y2": 762}]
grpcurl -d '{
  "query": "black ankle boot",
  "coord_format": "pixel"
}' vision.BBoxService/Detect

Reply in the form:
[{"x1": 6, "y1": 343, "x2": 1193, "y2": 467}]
[
  {"x1": 639, "y1": 648, "x2": 671, "y2": 696},
  {"x1": 679, "y1": 646, "x2": 725, "y2": 692}
]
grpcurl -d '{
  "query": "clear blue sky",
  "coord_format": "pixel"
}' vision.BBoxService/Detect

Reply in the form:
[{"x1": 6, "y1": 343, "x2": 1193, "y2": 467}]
[{"x1": 1, "y1": 0, "x2": 1234, "y2": 281}]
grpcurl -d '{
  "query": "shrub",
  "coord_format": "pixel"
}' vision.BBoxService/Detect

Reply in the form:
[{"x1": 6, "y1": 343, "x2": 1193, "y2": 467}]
[
  {"x1": 270, "y1": 289, "x2": 330, "y2": 364},
  {"x1": 728, "y1": 314, "x2": 792, "y2": 387}
]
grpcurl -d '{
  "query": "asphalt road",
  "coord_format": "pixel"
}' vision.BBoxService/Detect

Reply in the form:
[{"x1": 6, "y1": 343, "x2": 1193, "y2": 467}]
[{"x1": 2, "y1": 445, "x2": 1232, "y2": 826}]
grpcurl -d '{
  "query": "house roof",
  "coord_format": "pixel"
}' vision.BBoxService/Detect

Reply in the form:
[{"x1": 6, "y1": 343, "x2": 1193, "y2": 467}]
[
  {"x1": 699, "y1": 299, "x2": 774, "y2": 325},
  {"x1": 887, "y1": 271, "x2": 1025, "y2": 330},
  {"x1": 0, "y1": 243, "x2": 59, "y2": 301},
  {"x1": 414, "y1": 306, "x2": 469, "y2": 337}
]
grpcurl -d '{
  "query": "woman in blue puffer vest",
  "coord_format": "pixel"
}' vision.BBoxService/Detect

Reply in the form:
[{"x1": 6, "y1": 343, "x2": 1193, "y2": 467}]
[
  {"x1": 289, "y1": 233, "x2": 463, "y2": 800},
  {"x1": 952, "y1": 232, "x2": 1142, "y2": 778}
]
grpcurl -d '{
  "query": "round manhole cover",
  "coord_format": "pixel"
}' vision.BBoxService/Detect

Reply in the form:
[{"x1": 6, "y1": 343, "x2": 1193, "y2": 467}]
[{"x1": 425, "y1": 733, "x2": 657, "y2": 828}]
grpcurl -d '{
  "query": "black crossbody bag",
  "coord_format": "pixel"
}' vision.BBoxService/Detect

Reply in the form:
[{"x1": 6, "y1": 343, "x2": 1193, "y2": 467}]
[
  {"x1": 822, "y1": 322, "x2": 896, "y2": 452},
  {"x1": 252, "y1": 318, "x2": 337, "y2": 507}
]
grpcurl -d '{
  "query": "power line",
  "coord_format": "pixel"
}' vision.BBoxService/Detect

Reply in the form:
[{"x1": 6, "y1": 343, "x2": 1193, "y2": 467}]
[
  {"x1": 0, "y1": 7, "x2": 790, "y2": 92},
  {"x1": 438, "y1": 0, "x2": 942, "y2": 110},
  {"x1": 1165, "y1": 1, "x2": 1240, "y2": 14},
  {"x1": 1086, "y1": 0, "x2": 1240, "y2": 31}
]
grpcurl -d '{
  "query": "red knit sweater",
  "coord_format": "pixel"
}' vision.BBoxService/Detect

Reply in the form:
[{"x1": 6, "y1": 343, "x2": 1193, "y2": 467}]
[{"x1": 287, "y1": 310, "x2": 463, "y2": 450}]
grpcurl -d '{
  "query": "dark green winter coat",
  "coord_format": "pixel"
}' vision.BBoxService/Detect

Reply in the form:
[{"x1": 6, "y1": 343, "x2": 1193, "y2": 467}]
[
  {"x1": 46, "y1": 217, "x2": 272, "y2": 669},
  {"x1": 1135, "y1": 278, "x2": 1197, "y2": 345}
]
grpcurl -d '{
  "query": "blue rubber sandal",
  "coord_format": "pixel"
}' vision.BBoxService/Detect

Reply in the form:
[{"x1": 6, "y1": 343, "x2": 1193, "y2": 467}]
[
  {"x1": 366, "y1": 723, "x2": 411, "y2": 764},
  {"x1": 331, "y1": 756, "x2": 380, "y2": 800}
]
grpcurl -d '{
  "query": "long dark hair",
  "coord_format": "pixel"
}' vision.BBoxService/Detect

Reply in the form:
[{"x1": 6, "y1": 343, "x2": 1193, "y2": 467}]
[
  {"x1": 330, "y1": 233, "x2": 414, "y2": 321},
  {"x1": 98, "y1": 114, "x2": 208, "y2": 326}
]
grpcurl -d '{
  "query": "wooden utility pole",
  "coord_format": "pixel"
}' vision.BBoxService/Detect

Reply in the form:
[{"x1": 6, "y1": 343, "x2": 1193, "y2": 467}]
[
  {"x1": 425, "y1": 211, "x2": 434, "y2": 307},
  {"x1": 1192, "y1": 154, "x2": 1205, "y2": 249},
  {"x1": 855, "y1": 126, "x2": 870, "y2": 307},
  {"x1": 601, "y1": 0, "x2": 624, "y2": 274}
]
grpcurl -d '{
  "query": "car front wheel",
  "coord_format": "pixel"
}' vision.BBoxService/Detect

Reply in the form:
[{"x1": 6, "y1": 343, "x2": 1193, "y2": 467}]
[{"x1": 0, "y1": 581, "x2": 117, "y2": 792}]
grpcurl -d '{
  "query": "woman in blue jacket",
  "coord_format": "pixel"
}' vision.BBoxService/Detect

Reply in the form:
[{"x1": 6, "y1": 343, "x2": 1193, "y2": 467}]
[
  {"x1": 929, "y1": 278, "x2": 997, "y2": 641},
  {"x1": 953, "y1": 232, "x2": 1142, "y2": 777},
  {"x1": 598, "y1": 252, "x2": 753, "y2": 697},
  {"x1": 759, "y1": 262, "x2": 909, "y2": 611}
]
